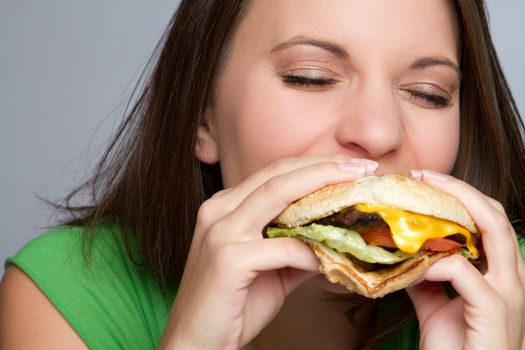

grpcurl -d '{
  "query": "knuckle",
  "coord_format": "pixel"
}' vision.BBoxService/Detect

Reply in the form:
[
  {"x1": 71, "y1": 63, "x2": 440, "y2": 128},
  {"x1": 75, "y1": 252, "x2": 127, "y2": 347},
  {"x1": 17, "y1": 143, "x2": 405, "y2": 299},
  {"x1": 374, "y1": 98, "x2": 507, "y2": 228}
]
[
  {"x1": 495, "y1": 212, "x2": 511, "y2": 231},
  {"x1": 482, "y1": 210, "x2": 512, "y2": 234},
  {"x1": 196, "y1": 198, "x2": 216, "y2": 224},
  {"x1": 261, "y1": 176, "x2": 286, "y2": 195},
  {"x1": 266, "y1": 157, "x2": 292, "y2": 173},
  {"x1": 317, "y1": 160, "x2": 341, "y2": 173},
  {"x1": 497, "y1": 213, "x2": 510, "y2": 230},
  {"x1": 282, "y1": 237, "x2": 306, "y2": 256},
  {"x1": 448, "y1": 254, "x2": 469, "y2": 271},
  {"x1": 211, "y1": 188, "x2": 230, "y2": 199},
  {"x1": 196, "y1": 196, "x2": 237, "y2": 227},
  {"x1": 492, "y1": 199, "x2": 506, "y2": 213}
]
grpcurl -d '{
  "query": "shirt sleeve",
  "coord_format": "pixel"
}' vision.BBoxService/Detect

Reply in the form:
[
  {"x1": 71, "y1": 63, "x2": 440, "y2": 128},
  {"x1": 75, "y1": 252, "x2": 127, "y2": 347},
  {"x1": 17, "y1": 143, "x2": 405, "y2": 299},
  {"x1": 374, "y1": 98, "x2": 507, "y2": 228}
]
[{"x1": 5, "y1": 225, "x2": 171, "y2": 350}]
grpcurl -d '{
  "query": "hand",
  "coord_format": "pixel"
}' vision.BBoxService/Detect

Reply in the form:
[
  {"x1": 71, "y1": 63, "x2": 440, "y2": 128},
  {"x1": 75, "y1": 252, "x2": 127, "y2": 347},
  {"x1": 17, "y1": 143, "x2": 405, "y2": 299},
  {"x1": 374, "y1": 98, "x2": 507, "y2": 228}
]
[
  {"x1": 407, "y1": 170, "x2": 525, "y2": 349},
  {"x1": 158, "y1": 155, "x2": 378, "y2": 350}
]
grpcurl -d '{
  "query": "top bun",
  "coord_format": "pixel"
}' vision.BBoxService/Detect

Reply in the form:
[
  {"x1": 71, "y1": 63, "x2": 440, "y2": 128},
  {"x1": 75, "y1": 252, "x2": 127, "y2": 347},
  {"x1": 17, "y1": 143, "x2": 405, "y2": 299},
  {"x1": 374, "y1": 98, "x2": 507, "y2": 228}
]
[{"x1": 272, "y1": 173, "x2": 477, "y2": 233}]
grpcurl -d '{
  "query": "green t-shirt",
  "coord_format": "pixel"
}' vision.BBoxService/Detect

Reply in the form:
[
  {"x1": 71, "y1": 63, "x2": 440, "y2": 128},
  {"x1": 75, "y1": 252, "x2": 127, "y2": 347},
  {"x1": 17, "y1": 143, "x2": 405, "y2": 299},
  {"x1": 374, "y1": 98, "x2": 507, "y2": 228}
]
[
  {"x1": 5, "y1": 225, "x2": 525, "y2": 349},
  {"x1": 5, "y1": 224, "x2": 177, "y2": 349}
]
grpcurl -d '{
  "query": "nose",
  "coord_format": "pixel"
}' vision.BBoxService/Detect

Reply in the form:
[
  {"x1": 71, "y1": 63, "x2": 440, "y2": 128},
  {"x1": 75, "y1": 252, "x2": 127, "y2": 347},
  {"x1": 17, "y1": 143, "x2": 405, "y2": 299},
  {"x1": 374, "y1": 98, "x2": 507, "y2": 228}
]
[{"x1": 335, "y1": 79, "x2": 404, "y2": 159}]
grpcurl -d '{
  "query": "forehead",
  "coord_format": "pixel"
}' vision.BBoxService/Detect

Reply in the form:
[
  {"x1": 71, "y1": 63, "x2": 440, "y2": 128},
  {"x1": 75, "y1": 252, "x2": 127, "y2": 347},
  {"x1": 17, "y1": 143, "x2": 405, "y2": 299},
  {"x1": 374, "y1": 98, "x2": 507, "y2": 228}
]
[{"x1": 233, "y1": 0, "x2": 460, "y2": 64}]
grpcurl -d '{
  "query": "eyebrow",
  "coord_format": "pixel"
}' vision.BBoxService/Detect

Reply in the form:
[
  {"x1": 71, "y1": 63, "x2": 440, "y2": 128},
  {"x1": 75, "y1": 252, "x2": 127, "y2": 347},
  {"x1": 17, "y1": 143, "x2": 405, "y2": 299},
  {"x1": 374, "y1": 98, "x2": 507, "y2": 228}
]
[
  {"x1": 270, "y1": 36, "x2": 461, "y2": 79},
  {"x1": 270, "y1": 35, "x2": 350, "y2": 59},
  {"x1": 409, "y1": 57, "x2": 462, "y2": 80}
]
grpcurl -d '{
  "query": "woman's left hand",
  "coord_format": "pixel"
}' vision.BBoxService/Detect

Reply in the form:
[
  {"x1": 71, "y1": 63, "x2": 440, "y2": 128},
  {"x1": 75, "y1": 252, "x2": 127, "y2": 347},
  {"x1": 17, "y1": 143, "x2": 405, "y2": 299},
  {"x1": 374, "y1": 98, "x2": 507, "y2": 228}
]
[{"x1": 407, "y1": 170, "x2": 525, "y2": 350}]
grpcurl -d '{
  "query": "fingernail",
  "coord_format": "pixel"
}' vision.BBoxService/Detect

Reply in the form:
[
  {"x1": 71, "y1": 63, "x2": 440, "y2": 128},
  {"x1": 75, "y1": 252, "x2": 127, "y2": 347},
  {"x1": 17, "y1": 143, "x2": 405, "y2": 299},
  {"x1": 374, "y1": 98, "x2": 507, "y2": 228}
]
[
  {"x1": 409, "y1": 169, "x2": 423, "y2": 179},
  {"x1": 422, "y1": 169, "x2": 449, "y2": 181},
  {"x1": 349, "y1": 158, "x2": 378, "y2": 172}
]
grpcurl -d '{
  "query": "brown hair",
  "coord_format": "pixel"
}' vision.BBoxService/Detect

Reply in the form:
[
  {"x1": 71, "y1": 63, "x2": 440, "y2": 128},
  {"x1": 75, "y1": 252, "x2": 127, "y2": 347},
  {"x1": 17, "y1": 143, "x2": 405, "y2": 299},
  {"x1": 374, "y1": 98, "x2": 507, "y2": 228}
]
[{"x1": 59, "y1": 0, "x2": 525, "y2": 347}]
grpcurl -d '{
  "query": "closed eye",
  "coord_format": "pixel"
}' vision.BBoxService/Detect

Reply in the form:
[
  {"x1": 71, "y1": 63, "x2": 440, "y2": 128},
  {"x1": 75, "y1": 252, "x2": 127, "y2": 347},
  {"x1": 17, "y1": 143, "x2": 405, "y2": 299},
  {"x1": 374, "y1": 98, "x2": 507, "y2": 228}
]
[
  {"x1": 406, "y1": 89, "x2": 452, "y2": 108},
  {"x1": 282, "y1": 74, "x2": 337, "y2": 88}
]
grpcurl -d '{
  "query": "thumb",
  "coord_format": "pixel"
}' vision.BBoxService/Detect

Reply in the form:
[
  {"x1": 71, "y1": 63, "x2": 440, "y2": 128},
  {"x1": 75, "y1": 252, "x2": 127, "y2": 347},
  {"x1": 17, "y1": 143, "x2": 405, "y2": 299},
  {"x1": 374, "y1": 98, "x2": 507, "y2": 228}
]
[{"x1": 278, "y1": 268, "x2": 320, "y2": 295}]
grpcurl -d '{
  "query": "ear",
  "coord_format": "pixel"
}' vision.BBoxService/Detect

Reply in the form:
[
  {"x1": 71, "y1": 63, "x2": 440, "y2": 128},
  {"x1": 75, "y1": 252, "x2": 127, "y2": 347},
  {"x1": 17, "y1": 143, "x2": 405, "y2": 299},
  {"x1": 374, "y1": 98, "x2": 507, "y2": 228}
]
[{"x1": 195, "y1": 110, "x2": 219, "y2": 164}]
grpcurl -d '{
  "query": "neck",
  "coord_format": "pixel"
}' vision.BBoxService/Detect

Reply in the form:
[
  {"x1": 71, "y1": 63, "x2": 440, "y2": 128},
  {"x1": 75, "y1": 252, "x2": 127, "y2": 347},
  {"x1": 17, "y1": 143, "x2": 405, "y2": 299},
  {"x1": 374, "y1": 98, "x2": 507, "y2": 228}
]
[{"x1": 246, "y1": 277, "x2": 372, "y2": 350}]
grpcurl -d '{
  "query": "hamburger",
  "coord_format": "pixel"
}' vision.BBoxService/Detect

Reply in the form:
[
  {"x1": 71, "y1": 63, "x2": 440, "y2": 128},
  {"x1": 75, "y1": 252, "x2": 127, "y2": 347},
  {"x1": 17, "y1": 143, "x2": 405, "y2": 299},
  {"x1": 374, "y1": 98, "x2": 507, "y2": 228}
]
[{"x1": 266, "y1": 173, "x2": 480, "y2": 298}]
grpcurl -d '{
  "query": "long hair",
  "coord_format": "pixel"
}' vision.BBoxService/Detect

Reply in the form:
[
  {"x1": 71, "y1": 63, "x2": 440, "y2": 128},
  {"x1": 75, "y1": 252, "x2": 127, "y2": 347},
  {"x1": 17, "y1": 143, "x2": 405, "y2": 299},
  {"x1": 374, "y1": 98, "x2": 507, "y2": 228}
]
[
  {"x1": 58, "y1": 0, "x2": 525, "y2": 347},
  {"x1": 61, "y1": 0, "x2": 248, "y2": 281}
]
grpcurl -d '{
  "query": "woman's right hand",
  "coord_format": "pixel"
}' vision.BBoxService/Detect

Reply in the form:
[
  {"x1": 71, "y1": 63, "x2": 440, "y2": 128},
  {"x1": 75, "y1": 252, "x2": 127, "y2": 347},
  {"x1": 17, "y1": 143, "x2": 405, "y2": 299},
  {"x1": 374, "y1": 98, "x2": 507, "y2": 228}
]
[{"x1": 158, "y1": 155, "x2": 378, "y2": 350}]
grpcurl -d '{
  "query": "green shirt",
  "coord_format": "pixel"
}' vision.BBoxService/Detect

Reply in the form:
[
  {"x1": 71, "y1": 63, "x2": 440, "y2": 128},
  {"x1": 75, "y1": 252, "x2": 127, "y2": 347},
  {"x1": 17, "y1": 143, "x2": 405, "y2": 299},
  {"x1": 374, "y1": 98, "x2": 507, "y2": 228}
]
[
  {"x1": 6, "y1": 225, "x2": 525, "y2": 349},
  {"x1": 5, "y1": 225, "x2": 177, "y2": 349}
]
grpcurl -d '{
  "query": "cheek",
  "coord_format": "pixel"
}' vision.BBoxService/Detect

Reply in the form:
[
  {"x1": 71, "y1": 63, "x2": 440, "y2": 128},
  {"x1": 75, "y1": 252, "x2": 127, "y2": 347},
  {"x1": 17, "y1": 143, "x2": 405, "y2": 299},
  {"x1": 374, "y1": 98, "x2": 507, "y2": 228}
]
[
  {"x1": 408, "y1": 111, "x2": 460, "y2": 173},
  {"x1": 214, "y1": 77, "x2": 338, "y2": 186}
]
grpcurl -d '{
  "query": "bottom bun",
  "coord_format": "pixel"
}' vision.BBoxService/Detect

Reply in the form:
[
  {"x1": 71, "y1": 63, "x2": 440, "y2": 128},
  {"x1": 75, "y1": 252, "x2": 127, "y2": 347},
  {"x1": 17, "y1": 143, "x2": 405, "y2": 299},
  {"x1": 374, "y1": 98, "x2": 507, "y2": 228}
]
[{"x1": 304, "y1": 238, "x2": 451, "y2": 298}]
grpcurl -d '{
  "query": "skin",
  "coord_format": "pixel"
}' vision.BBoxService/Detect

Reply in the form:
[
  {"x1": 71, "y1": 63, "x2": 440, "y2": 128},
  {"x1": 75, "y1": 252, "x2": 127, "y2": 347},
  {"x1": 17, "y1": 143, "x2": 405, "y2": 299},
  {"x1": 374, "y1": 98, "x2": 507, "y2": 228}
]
[
  {"x1": 179, "y1": 0, "x2": 525, "y2": 349},
  {"x1": 1, "y1": 1, "x2": 524, "y2": 349},
  {"x1": 205, "y1": 0, "x2": 462, "y2": 185}
]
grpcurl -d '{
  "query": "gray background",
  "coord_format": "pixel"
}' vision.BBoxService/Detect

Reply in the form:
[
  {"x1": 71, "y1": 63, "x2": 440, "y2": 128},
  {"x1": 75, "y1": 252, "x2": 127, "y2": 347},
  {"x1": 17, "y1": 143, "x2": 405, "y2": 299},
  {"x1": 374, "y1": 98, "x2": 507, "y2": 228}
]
[{"x1": 1, "y1": 1, "x2": 524, "y2": 275}]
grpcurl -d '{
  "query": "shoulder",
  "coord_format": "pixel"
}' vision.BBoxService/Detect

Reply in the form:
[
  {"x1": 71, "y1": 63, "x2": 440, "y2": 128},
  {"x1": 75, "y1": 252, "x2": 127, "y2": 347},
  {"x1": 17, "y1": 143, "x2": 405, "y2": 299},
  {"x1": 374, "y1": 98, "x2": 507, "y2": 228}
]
[
  {"x1": 0, "y1": 265, "x2": 89, "y2": 349},
  {"x1": 6, "y1": 224, "x2": 120, "y2": 269},
  {"x1": 3, "y1": 224, "x2": 176, "y2": 349},
  {"x1": 5, "y1": 225, "x2": 125, "y2": 297}
]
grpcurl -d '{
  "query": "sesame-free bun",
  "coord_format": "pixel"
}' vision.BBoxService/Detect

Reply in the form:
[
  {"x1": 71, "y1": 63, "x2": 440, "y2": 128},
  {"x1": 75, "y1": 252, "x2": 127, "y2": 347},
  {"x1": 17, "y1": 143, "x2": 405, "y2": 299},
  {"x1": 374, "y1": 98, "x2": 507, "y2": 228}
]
[{"x1": 273, "y1": 173, "x2": 477, "y2": 234}]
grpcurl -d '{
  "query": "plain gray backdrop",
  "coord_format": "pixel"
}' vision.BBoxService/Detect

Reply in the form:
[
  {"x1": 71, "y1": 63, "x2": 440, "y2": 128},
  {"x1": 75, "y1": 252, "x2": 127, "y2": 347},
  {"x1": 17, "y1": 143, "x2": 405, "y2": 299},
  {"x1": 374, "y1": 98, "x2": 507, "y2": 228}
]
[{"x1": 1, "y1": 1, "x2": 524, "y2": 275}]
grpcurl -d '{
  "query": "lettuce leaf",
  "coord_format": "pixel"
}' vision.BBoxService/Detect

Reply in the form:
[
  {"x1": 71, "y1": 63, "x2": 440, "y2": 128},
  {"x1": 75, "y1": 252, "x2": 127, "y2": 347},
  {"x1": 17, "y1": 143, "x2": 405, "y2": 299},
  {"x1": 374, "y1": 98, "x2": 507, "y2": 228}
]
[
  {"x1": 266, "y1": 224, "x2": 417, "y2": 264},
  {"x1": 459, "y1": 247, "x2": 479, "y2": 261}
]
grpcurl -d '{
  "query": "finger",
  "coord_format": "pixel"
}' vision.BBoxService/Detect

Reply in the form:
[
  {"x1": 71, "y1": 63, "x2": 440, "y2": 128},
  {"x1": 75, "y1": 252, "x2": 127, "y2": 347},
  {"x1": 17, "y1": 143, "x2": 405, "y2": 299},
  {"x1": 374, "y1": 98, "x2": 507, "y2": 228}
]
[
  {"x1": 226, "y1": 238, "x2": 321, "y2": 279},
  {"x1": 414, "y1": 170, "x2": 518, "y2": 277},
  {"x1": 508, "y1": 231, "x2": 524, "y2": 280},
  {"x1": 225, "y1": 160, "x2": 371, "y2": 238},
  {"x1": 194, "y1": 158, "x2": 373, "y2": 248},
  {"x1": 481, "y1": 195, "x2": 524, "y2": 273},
  {"x1": 511, "y1": 236, "x2": 525, "y2": 291},
  {"x1": 407, "y1": 281, "x2": 466, "y2": 344},
  {"x1": 483, "y1": 195, "x2": 506, "y2": 215},
  {"x1": 482, "y1": 195, "x2": 525, "y2": 287},
  {"x1": 422, "y1": 254, "x2": 503, "y2": 319},
  {"x1": 478, "y1": 195, "x2": 525, "y2": 280},
  {"x1": 511, "y1": 233, "x2": 525, "y2": 281},
  {"x1": 195, "y1": 155, "x2": 377, "y2": 233},
  {"x1": 425, "y1": 255, "x2": 516, "y2": 347},
  {"x1": 241, "y1": 267, "x2": 319, "y2": 343},
  {"x1": 406, "y1": 281, "x2": 450, "y2": 324},
  {"x1": 216, "y1": 155, "x2": 377, "y2": 212}
]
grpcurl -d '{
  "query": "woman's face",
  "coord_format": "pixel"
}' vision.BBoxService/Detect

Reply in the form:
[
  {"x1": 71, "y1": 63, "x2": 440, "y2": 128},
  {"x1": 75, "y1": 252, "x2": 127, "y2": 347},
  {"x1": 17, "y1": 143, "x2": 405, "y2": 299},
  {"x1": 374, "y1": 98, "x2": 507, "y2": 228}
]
[{"x1": 198, "y1": 0, "x2": 461, "y2": 188}]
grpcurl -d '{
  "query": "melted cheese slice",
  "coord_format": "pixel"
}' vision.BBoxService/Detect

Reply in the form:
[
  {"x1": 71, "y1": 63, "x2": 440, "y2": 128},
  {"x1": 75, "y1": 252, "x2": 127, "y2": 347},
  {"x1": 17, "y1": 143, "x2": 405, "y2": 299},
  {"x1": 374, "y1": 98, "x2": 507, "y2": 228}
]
[{"x1": 355, "y1": 203, "x2": 479, "y2": 257}]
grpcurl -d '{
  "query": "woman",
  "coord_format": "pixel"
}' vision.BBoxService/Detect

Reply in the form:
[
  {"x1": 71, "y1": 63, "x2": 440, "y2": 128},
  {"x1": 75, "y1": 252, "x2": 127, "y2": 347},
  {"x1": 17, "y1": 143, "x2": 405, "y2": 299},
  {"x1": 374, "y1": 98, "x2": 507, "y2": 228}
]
[{"x1": 1, "y1": 0, "x2": 525, "y2": 349}]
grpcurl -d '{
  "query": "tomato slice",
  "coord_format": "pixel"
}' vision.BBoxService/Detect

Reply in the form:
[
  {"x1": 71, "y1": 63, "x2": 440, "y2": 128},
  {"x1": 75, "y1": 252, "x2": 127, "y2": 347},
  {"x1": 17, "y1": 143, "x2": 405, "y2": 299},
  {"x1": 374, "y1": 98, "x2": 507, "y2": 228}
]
[
  {"x1": 421, "y1": 237, "x2": 463, "y2": 251},
  {"x1": 359, "y1": 229, "x2": 397, "y2": 248},
  {"x1": 359, "y1": 229, "x2": 462, "y2": 252}
]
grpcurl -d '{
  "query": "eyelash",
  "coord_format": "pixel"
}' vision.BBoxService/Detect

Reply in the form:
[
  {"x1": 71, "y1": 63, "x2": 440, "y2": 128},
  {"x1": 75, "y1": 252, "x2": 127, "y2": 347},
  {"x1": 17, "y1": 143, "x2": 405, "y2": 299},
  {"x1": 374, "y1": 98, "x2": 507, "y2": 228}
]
[
  {"x1": 281, "y1": 74, "x2": 337, "y2": 87},
  {"x1": 407, "y1": 89, "x2": 452, "y2": 108},
  {"x1": 282, "y1": 74, "x2": 452, "y2": 108}
]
